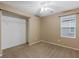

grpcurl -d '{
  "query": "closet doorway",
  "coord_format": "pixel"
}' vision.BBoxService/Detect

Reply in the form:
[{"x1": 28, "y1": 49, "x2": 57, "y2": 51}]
[{"x1": 1, "y1": 11, "x2": 28, "y2": 50}]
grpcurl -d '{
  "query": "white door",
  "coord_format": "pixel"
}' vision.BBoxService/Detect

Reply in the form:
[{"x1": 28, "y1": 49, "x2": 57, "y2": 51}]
[{"x1": 1, "y1": 15, "x2": 27, "y2": 49}]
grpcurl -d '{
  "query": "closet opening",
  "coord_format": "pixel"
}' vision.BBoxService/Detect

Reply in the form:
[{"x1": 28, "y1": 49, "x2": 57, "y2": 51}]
[{"x1": 1, "y1": 11, "x2": 29, "y2": 50}]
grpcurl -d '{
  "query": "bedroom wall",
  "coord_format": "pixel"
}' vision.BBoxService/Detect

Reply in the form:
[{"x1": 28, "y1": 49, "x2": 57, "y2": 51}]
[
  {"x1": 40, "y1": 8, "x2": 79, "y2": 49},
  {"x1": 28, "y1": 16, "x2": 40, "y2": 45}
]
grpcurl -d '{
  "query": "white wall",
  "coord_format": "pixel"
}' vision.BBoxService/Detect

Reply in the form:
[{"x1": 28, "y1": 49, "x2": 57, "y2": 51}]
[{"x1": 1, "y1": 14, "x2": 27, "y2": 49}]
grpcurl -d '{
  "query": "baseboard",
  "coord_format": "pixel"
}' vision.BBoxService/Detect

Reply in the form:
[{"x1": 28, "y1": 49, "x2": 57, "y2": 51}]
[
  {"x1": 29, "y1": 40, "x2": 41, "y2": 45},
  {"x1": 41, "y1": 40, "x2": 79, "y2": 51}
]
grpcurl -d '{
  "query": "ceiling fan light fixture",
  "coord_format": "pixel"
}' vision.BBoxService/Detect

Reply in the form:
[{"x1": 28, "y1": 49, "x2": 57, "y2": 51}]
[{"x1": 40, "y1": 7, "x2": 54, "y2": 13}]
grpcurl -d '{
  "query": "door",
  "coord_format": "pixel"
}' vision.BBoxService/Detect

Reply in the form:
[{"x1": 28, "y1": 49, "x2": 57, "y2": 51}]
[{"x1": 1, "y1": 15, "x2": 27, "y2": 49}]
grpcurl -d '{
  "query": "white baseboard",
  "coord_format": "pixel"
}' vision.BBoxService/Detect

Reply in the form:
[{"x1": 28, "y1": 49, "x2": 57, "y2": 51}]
[
  {"x1": 41, "y1": 40, "x2": 79, "y2": 51},
  {"x1": 29, "y1": 40, "x2": 41, "y2": 46}
]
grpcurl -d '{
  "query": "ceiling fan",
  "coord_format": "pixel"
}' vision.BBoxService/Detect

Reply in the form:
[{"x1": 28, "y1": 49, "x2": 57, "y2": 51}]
[{"x1": 35, "y1": 1, "x2": 54, "y2": 17}]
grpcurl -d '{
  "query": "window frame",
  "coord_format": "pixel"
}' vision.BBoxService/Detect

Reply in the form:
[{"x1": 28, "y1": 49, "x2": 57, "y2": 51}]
[{"x1": 60, "y1": 14, "x2": 76, "y2": 38}]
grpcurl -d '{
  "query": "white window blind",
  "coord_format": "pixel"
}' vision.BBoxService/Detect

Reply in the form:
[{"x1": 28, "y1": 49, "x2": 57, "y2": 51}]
[{"x1": 60, "y1": 15, "x2": 76, "y2": 38}]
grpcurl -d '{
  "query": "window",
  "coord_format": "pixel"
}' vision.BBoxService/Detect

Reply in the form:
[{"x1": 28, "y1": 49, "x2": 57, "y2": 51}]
[{"x1": 60, "y1": 15, "x2": 76, "y2": 38}]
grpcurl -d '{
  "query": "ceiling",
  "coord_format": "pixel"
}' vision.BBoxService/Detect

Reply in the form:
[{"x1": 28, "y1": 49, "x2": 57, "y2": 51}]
[{"x1": 1, "y1": 1, "x2": 79, "y2": 17}]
